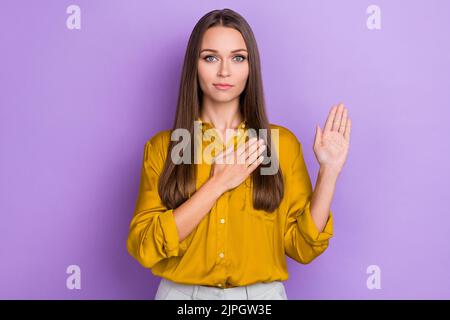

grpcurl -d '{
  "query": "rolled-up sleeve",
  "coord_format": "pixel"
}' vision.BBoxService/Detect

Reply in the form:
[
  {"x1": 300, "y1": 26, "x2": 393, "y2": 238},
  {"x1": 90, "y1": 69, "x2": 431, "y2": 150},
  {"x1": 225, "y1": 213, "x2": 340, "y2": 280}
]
[
  {"x1": 126, "y1": 137, "x2": 181, "y2": 269},
  {"x1": 283, "y1": 137, "x2": 334, "y2": 264}
]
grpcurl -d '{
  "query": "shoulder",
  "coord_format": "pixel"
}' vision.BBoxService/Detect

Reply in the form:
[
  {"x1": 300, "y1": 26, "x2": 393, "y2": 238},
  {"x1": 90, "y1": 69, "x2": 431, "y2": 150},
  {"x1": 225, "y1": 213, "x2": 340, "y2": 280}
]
[
  {"x1": 147, "y1": 129, "x2": 172, "y2": 148},
  {"x1": 269, "y1": 123, "x2": 302, "y2": 149},
  {"x1": 143, "y1": 129, "x2": 172, "y2": 163}
]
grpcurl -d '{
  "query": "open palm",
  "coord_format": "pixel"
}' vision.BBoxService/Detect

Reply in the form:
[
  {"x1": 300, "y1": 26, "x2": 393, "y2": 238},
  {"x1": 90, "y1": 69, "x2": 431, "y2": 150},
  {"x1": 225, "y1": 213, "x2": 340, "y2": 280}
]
[{"x1": 313, "y1": 103, "x2": 352, "y2": 175}]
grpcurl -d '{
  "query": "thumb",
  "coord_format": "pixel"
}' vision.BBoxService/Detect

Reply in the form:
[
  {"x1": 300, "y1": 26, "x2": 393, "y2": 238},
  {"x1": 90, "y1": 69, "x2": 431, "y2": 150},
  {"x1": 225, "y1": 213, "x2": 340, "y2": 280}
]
[{"x1": 314, "y1": 124, "x2": 322, "y2": 147}]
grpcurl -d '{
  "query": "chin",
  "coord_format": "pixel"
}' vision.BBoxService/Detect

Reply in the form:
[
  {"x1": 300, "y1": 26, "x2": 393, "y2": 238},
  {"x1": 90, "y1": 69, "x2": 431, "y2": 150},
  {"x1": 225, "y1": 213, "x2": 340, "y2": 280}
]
[
  {"x1": 212, "y1": 96, "x2": 238, "y2": 103},
  {"x1": 205, "y1": 91, "x2": 231, "y2": 100}
]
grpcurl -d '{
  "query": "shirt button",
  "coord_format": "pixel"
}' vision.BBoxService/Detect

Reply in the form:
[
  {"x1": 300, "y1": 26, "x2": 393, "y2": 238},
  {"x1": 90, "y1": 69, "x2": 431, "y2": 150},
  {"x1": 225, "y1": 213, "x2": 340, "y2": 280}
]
[
  {"x1": 219, "y1": 252, "x2": 224, "y2": 258},
  {"x1": 220, "y1": 218, "x2": 225, "y2": 224}
]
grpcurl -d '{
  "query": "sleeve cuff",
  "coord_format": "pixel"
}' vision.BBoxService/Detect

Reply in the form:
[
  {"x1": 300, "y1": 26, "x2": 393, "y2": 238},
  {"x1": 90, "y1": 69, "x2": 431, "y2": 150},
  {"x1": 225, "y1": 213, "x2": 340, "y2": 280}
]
[
  {"x1": 158, "y1": 209, "x2": 180, "y2": 257},
  {"x1": 296, "y1": 201, "x2": 334, "y2": 246}
]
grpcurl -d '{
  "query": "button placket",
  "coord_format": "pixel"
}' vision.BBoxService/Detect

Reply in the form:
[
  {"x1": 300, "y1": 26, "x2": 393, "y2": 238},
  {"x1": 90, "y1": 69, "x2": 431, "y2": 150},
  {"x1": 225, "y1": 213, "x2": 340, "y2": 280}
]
[
  {"x1": 197, "y1": 118, "x2": 247, "y2": 290},
  {"x1": 223, "y1": 192, "x2": 231, "y2": 285},
  {"x1": 215, "y1": 190, "x2": 228, "y2": 287}
]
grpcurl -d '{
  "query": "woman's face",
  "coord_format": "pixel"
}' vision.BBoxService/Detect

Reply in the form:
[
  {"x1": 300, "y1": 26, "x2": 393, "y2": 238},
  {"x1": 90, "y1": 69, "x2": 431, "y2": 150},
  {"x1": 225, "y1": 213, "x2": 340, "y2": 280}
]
[{"x1": 197, "y1": 26, "x2": 249, "y2": 104}]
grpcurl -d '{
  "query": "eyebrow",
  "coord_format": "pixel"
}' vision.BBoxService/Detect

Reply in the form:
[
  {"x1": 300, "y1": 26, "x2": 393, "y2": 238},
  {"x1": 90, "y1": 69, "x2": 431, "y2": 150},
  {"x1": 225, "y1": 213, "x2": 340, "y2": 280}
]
[{"x1": 200, "y1": 49, "x2": 248, "y2": 54}]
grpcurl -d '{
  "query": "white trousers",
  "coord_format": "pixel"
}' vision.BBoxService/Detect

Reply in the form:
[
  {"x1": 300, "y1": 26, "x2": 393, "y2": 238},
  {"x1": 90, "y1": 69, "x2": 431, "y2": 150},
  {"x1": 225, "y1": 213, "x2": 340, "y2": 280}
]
[{"x1": 154, "y1": 277, "x2": 288, "y2": 300}]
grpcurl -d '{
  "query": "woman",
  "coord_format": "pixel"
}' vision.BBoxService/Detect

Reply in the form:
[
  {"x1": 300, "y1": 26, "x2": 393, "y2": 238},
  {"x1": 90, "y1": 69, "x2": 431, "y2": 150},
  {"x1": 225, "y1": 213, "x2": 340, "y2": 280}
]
[{"x1": 126, "y1": 8, "x2": 351, "y2": 300}]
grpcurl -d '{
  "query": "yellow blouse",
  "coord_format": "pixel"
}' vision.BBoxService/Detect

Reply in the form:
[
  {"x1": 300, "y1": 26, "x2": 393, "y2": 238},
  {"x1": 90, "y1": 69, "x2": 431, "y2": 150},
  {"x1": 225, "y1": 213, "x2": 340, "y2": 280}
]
[{"x1": 126, "y1": 118, "x2": 334, "y2": 288}]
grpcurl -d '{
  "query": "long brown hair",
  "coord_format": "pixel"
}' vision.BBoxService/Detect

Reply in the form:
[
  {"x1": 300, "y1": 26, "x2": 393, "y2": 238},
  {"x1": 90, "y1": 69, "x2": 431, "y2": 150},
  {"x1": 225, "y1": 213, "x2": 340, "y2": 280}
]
[{"x1": 158, "y1": 8, "x2": 284, "y2": 212}]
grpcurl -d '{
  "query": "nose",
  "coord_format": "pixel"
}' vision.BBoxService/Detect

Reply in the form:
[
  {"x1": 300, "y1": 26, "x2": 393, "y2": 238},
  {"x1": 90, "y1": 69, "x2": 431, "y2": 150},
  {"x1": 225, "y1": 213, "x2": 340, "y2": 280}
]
[{"x1": 218, "y1": 59, "x2": 231, "y2": 78}]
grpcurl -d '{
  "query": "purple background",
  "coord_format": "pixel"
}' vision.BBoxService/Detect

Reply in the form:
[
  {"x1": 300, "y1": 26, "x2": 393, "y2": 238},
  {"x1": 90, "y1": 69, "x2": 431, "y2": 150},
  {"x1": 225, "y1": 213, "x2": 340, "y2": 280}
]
[{"x1": 1, "y1": 0, "x2": 449, "y2": 299}]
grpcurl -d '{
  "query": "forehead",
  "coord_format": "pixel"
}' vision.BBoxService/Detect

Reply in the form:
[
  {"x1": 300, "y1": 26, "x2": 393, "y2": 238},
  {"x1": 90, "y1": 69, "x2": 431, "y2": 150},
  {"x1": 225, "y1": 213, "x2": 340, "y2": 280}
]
[{"x1": 200, "y1": 26, "x2": 247, "y2": 52}]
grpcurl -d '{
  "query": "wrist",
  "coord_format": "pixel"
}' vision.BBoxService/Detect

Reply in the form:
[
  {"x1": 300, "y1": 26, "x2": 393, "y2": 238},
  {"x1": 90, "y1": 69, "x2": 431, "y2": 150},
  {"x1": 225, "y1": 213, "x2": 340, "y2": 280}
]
[
  {"x1": 206, "y1": 176, "x2": 228, "y2": 199},
  {"x1": 319, "y1": 165, "x2": 340, "y2": 180}
]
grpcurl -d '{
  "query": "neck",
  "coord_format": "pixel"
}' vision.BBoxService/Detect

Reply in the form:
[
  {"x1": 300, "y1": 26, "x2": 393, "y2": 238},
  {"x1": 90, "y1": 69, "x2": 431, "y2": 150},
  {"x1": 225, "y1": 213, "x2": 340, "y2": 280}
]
[{"x1": 200, "y1": 96, "x2": 243, "y2": 130}]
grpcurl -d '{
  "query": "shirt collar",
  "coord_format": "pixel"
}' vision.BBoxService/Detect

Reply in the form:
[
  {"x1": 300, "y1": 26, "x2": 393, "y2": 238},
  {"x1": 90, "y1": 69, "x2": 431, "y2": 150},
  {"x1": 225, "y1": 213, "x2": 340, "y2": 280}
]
[{"x1": 196, "y1": 116, "x2": 247, "y2": 132}]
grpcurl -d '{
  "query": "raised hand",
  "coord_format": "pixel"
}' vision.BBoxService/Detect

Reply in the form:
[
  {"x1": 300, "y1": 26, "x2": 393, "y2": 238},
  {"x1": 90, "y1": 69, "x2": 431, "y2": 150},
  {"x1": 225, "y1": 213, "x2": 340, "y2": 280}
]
[{"x1": 313, "y1": 103, "x2": 352, "y2": 176}]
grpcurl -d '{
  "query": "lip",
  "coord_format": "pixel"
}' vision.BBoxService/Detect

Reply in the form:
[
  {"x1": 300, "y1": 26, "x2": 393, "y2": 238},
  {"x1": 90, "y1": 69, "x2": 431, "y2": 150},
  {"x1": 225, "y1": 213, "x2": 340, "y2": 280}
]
[{"x1": 213, "y1": 83, "x2": 234, "y2": 90}]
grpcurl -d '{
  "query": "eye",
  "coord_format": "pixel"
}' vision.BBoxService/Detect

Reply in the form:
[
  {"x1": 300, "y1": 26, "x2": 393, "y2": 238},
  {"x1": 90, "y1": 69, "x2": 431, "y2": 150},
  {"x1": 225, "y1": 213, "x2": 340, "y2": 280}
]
[
  {"x1": 204, "y1": 55, "x2": 218, "y2": 62},
  {"x1": 233, "y1": 55, "x2": 247, "y2": 62}
]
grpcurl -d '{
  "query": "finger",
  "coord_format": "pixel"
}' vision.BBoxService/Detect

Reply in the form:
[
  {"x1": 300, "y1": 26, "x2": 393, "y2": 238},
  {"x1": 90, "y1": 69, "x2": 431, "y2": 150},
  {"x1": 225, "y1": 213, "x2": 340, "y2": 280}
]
[
  {"x1": 324, "y1": 105, "x2": 338, "y2": 132},
  {"x1": 237, "y1": 137, "x2": 262, "y2": 160},
  {"x1": 314, "y1": 124, "x2": 322, "y2": 148},
  {"x1": 246, "y1": 143, "x2": 266, "y2": 165},
  {"x1": 245, "y1": 138, "x2": 265, "y2": 160},
  {"x1": 239, "y1": 138, "x2": 264, "y2": 165},
  {"x1": 236, "y1": 137, "x2": 258, "y2": 157},
  {"x1": 213, "y1": 144, "x2": 235, "y2": 164},
  {"x1": 344, "y1": 118, "x2": 351, "y2": 142},
  {"x1": 247, "y1": 155, "x2": 264, "y2": 173},
  {"x1": 332, "y1": 103, "x2": 344, "y2": 131},
  {"x1": 338, "y1": 107, "x2": 348, "y2": 134}
]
